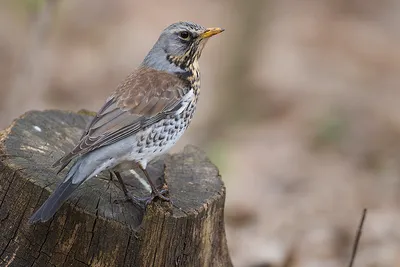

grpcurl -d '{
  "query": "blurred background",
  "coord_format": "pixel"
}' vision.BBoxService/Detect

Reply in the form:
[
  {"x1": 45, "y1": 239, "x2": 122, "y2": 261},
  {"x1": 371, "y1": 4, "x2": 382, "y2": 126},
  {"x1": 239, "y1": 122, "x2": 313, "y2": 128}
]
[{"x1": 1, "y1": 0, "x2": 400, "y2": 266}]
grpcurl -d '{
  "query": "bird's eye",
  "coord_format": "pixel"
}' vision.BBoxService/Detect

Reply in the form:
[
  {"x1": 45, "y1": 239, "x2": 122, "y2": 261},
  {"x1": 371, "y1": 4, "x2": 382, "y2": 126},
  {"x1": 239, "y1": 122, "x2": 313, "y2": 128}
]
[{"x1": 179, "y1": 31, "x2": 190, "y2": 40}]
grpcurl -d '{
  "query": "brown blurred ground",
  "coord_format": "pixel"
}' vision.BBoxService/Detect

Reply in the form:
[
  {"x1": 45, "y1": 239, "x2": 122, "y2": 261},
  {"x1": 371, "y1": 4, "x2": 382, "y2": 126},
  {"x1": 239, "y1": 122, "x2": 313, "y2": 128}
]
[{"x1": 2, "y1": 0, "x2": 400, "y2": 266}]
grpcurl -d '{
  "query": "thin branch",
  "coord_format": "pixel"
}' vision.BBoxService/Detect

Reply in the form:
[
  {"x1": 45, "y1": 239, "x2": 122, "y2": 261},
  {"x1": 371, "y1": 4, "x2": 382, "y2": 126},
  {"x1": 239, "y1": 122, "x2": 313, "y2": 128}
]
[{"x1": 348, "y1": 208, "x2": 367, "y2": 267}]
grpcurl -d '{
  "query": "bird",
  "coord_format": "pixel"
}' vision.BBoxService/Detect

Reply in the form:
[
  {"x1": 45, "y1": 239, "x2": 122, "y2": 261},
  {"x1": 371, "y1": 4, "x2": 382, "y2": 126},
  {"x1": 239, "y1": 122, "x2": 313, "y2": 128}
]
[{"x1": 28, "y1": 21, "x2": 224, "y2": 224}]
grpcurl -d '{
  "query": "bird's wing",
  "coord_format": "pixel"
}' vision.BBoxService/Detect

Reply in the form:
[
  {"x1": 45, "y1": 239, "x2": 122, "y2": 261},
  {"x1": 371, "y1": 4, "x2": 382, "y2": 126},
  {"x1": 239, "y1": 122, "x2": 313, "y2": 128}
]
[{"x1": 53, "y1": 67, "x2": 192, "y2": 172}]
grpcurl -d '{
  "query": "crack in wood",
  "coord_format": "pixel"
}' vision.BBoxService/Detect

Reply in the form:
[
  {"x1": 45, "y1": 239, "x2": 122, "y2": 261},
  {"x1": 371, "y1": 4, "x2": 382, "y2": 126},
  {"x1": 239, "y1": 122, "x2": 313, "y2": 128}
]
[{"x1": 0, "y1": 185, "x2": 32, "y2": 263}]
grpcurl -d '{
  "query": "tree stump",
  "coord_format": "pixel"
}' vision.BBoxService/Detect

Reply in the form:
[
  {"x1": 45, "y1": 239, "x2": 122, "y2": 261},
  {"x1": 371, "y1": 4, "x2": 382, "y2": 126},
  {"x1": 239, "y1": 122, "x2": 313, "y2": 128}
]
[{"x1": 0, "y1": 110, "x2": 232, "y2": 267}]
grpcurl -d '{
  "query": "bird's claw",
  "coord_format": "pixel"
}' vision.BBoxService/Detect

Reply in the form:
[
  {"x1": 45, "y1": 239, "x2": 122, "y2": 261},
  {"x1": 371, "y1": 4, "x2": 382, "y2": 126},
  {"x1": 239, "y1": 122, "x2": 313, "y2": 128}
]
[
  {"x1": 114, "y1": 188, "x2": 171, "y2": 207},
  {"x1": 154, "y1": 188, "x2": 170, "y2": 201},
  {"x1": 139, "y1": 188, "x2": 171, "y2": 206}
]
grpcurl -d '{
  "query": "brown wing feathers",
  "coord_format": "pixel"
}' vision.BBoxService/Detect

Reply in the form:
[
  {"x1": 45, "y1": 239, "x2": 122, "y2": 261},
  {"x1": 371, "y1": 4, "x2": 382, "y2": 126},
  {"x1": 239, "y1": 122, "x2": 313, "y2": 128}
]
[{"x1": 52, "y1": 68, "x2": 189, "y2": 172}]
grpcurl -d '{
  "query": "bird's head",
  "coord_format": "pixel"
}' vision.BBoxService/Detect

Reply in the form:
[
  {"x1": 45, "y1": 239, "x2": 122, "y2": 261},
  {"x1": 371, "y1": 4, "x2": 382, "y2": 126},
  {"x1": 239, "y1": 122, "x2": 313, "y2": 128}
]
[{"x1": 142, "y1": 21, "x2": 224, "y2": 72}]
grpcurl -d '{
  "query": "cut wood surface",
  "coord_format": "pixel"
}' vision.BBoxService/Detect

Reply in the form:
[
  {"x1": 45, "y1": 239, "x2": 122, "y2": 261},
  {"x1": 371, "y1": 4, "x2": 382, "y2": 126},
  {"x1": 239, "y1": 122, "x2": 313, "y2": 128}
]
[{"x1": 0, "y1": 110, "x2": 232, "y2": 267}]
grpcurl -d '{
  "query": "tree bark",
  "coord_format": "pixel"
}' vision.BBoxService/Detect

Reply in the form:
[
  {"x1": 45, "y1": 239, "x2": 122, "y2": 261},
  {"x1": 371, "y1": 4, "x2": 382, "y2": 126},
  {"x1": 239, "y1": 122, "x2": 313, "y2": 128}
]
[{"x1": 0, "y1": 110, "x2": 232, "y2": 267}]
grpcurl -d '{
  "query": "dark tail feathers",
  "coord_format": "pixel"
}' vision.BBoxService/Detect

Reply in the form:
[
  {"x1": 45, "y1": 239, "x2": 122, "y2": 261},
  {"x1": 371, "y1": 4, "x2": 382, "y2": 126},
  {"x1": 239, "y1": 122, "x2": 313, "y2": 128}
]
[{"x1": 29, "y1": 179, "x2": 80, "y2": 224}]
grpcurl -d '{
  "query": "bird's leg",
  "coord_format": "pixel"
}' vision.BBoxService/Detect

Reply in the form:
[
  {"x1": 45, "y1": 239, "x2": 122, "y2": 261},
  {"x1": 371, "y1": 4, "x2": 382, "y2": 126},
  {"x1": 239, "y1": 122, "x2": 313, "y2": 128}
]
[
  {"x1": 138, "y1": 166, "x2": 170, "y2": 202},
  {"x1": 112, "y1": 170, "x2": 169, "y2": 206},
  {"x1": 112, "y1": 171, "x2": 129, "y2": 196},
  {"x1": 111, "y1": 171, "x2": 147, "y2": 206}
]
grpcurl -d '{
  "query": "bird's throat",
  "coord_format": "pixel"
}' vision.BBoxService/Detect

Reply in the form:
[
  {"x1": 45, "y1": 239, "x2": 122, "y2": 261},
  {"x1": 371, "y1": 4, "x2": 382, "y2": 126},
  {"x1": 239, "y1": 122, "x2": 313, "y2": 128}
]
[{"x1": 170, "y1": 58, "x2": 201, "y2": 97}]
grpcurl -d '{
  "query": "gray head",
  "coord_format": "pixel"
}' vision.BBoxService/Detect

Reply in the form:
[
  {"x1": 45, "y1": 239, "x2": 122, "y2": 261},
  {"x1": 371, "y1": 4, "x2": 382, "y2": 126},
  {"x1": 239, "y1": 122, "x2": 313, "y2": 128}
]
[{"x1": 142, "y1": 21, "x2": 224, "y2": 73}]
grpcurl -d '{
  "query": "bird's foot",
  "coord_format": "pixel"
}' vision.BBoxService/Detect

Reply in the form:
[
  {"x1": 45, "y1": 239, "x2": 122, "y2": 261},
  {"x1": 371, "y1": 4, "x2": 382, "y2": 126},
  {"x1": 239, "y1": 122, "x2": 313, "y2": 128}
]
[
  {"x1": 134, "y1": 188, "x2": 171, "y2": 206},
  {"x1": 151, "y1": 188, "x2": 171, "y2": 203},
  {"x1": 114, "y1": 188, "x2": 171, "y2": 207}
]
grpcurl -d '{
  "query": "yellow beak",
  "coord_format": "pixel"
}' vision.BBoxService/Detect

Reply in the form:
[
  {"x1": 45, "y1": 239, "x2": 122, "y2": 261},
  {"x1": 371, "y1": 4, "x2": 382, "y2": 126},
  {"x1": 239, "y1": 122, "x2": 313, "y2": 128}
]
[{"x1": 199, "y1": 27, "x2": 225, "y2": 39}]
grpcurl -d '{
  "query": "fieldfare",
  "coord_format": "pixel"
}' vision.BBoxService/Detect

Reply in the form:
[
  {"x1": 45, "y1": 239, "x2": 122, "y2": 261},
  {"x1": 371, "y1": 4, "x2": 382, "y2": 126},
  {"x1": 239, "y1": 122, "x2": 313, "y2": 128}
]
[{"x1": 29, "y1": 21, "x2": 224, "y2": 223}]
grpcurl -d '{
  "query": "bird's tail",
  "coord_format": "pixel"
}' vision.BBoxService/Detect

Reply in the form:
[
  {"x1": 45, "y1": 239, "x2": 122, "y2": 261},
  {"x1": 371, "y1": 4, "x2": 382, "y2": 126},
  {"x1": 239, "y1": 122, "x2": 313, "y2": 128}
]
[{"x1": 29, "y1": 161, "x2": 83, "y2": 224}]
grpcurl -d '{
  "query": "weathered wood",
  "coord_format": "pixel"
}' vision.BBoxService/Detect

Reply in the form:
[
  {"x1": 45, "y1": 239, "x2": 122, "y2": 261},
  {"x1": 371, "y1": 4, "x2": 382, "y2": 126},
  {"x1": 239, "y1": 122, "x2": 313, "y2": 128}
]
[{"x1": 0, "y1": 110, "x2": 232, "y2": 267}]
